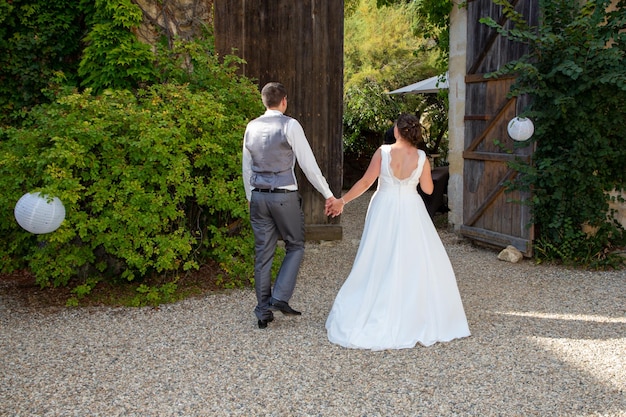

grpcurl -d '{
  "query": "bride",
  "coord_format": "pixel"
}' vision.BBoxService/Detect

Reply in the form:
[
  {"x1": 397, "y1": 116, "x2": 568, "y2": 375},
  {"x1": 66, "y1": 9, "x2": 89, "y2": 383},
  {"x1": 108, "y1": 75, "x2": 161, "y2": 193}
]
[{"x1": 325, "y1": 113, "x2": 471, "y2": 350}]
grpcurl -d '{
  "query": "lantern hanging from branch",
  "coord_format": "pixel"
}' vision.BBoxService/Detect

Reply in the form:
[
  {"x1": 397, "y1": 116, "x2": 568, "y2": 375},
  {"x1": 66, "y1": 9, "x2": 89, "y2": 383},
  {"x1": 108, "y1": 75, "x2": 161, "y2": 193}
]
[
  {"x1": 14, "y1": 192, "x2": 66, "y2": 234},
  {"x1": 507, "y1": 117, "x2": 535, "y2": 141}
]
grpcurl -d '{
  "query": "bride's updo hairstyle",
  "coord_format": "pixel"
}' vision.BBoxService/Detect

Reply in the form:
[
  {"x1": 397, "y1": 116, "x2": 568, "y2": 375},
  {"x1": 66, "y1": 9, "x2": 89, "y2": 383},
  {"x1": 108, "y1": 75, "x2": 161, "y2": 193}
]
[{"x1": 395, "y1": 113, "x2": 426, "y2": 150}]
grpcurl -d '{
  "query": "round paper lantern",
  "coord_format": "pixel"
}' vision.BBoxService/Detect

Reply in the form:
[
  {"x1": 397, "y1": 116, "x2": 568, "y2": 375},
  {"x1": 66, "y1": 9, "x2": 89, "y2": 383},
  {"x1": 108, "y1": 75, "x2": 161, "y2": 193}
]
[
  {"x1": 507, "y1": 117, "x2": 535, "y2": 141},
  {"x1": 14, "y1": 192, "x2": 66, "y2": 234}
]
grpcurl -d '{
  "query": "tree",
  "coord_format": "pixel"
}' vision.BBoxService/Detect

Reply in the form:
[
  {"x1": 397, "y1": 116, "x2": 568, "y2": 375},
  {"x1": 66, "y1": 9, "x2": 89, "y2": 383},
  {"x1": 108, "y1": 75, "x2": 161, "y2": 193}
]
[
  {"x1": 376, "y1": 0, "x2": 453, "y2": 71},
  {"x1": 342, "y1": 0, "x2": 446, "y2": 167}
]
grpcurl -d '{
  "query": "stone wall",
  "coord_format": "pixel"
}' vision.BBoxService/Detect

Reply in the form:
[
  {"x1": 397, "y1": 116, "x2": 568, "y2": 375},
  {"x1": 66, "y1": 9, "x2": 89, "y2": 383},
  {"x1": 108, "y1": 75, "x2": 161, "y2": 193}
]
[
  {"x1": 447, "y1": 1, "x2": 467, "y2": 232},
  {"x1": 132, "y1": 0, "x2": 213, "y2": 45}
]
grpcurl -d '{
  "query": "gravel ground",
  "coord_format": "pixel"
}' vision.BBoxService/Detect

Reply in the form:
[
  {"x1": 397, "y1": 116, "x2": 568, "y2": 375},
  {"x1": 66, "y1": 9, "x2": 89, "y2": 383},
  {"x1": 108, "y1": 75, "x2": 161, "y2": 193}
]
[{"x1": 1, "y1": 191, "x2": 625, "y2": 417}]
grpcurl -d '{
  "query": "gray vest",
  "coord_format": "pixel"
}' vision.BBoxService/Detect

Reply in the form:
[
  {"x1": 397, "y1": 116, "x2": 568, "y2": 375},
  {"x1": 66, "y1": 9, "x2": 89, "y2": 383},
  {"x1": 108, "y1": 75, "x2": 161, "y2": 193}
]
[{"x1": 245, "y1": 114, "x2": 296, "y2": 189}]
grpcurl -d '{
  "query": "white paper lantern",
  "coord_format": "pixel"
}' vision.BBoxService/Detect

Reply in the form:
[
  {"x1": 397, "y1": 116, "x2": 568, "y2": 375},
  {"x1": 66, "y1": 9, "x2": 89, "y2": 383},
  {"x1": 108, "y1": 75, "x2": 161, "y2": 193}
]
[
  {"x1": 14, "y1": 192, "x2": 66, "y2": 234},
  {"x1": 507, "y1": 117, "x2": 535, "y2": 141}
]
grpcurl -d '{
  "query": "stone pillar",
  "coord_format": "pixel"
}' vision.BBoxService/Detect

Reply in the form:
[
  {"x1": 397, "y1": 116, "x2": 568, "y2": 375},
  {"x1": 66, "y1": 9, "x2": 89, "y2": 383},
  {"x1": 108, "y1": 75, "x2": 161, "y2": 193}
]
[{"x1": 447, "y1": 1, "x2": 467, "y2": 232}]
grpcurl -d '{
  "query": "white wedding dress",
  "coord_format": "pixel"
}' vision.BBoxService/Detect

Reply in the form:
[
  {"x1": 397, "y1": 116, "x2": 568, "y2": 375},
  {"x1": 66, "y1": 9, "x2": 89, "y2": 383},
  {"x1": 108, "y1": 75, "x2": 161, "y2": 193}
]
[{"x1": 326, "y1": 145, "x2": 470, "y2": 350}]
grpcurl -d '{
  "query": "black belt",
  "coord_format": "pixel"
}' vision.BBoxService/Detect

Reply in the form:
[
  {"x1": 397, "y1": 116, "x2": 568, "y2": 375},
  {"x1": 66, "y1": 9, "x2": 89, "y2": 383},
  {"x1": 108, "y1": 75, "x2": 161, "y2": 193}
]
[{"x1": 252, "y1": 188, "x2": 296, "y2": 193}]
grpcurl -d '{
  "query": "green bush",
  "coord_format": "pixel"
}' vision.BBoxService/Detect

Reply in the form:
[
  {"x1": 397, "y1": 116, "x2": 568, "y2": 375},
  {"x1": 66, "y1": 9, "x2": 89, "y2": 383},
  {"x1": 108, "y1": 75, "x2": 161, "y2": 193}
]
[
  {"x1": 0, "y1": 2, "x2": 285, "y2": 302},
  {"x1": 0, "y1": 77, "x2": 264, "y2": 289}
]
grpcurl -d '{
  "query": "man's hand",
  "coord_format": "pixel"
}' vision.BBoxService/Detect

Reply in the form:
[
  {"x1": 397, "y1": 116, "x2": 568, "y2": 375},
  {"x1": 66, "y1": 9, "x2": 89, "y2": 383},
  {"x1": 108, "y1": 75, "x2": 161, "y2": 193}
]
[{"x1": 325, "y1": 196, "x2": 337, "y2": 217}]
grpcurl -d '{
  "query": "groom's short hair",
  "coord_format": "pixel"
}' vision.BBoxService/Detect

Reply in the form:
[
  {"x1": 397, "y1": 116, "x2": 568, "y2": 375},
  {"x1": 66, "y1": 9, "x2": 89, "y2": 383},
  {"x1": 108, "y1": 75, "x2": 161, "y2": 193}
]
[{"x1": 261, "y1": 82, "x2": 287, "y2": 108}]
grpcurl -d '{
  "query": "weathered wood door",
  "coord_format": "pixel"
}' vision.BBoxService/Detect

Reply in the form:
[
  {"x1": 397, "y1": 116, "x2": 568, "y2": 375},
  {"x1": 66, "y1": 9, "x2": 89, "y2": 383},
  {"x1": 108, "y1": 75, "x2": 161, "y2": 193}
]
[
  {"x1": 462, "y1": 0, "x2": 538, "y2": 256},
  {"x1": 213, "y1": 1, "x2": 344, "y2": 240}
]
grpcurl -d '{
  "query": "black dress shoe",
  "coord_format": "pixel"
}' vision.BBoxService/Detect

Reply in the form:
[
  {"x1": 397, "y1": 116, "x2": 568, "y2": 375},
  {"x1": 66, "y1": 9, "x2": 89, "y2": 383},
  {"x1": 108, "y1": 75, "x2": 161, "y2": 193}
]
[
  {"x1": 269, "y1": 300, "x2": 302, "y2": 316},
  {"x1": 258, "y1": 316, "x2": 274, "y2": 329}
]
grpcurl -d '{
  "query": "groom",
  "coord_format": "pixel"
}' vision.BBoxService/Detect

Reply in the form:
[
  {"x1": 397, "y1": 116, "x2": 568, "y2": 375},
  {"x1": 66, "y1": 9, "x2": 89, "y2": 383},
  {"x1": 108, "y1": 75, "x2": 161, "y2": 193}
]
[{"x1": 242, "y1": 82, "x2": 337, "y2": 329}]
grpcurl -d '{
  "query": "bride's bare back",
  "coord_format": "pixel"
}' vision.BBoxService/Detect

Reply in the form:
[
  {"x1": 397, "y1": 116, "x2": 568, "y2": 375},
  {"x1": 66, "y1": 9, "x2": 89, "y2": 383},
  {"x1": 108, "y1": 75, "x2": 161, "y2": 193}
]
[{"x1": 389, "y1": 144, "x2": 419, "y2": 180}]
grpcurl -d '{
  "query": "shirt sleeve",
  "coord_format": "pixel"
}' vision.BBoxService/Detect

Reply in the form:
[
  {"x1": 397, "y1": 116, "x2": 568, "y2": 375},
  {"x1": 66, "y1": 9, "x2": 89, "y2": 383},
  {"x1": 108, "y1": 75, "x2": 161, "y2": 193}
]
[
  {"x1": 285, "y1": 119, "x2": 334, "y2": 199},
  {"x1": 242, "y1": 128, "x2": 253, "y2": 202}
]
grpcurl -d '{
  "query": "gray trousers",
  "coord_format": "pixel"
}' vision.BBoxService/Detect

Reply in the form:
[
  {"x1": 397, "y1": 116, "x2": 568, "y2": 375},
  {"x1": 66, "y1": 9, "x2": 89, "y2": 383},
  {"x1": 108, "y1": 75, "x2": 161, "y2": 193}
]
[{"x1": 250, "y1": 191, "x2": 305, "y2": 320}]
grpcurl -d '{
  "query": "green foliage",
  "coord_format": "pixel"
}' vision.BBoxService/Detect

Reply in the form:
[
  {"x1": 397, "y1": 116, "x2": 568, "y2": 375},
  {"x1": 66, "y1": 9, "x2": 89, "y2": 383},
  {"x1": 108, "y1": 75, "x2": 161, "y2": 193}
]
[
  {"x1": 0, "y1": 0, "x2": 289, "y2": 303},
  {"x1": 343, "y1": 78, "x2": 402, "y2": 156},
  {"x1": 0, "y1": 1, "x2": 290, "y2": 304},
  {"x1": 0, "y1": 0, "x2": 167, "y2": 125},
  {"x1": 131, "y1": 281, "x2": 179, "y2": 307},
  {"x1": 0, "y1": 38, "x2": 265, "y2": 290},
  {"x1": 78, "y1": 0, "x2": 157, "y2": 93},
  {"x1": 345, "y1": 0, "x2": 361, "y2": 18},
  {"x1": 66, "y1": 276, "x2": 101, "y2": 306},
  {"x1": 377, "y1": 0, "x2": 454, "y2": 70},
  {"x1": 343, "y1": 0, "x2": 447, "y2": 160},
  {"x1": 344, "y1": 0, "x2": 435, "y2": 83},
  {"x1": 0, "y1": 0, "x2": 84, "y2": 125},
  {"x1": 482, "y1": 0, "x2": 626, "y2": 268}
]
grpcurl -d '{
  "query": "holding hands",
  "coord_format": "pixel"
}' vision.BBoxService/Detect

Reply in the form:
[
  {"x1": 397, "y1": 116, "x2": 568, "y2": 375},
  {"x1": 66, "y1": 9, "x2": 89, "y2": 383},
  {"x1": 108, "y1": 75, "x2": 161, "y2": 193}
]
[{"x1": 325, "y1": 196, "x2": 345, "y2": 218}]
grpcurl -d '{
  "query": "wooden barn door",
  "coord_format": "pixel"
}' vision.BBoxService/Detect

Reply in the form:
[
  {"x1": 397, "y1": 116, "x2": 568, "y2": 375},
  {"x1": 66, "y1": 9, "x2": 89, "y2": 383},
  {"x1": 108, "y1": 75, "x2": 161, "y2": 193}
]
[
  {"x1": 213, "y1": 1, "x2": 344, "y2": 241},
  {"x1": 462, "y1": 0, "x2": 538, "y2": 256}
]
